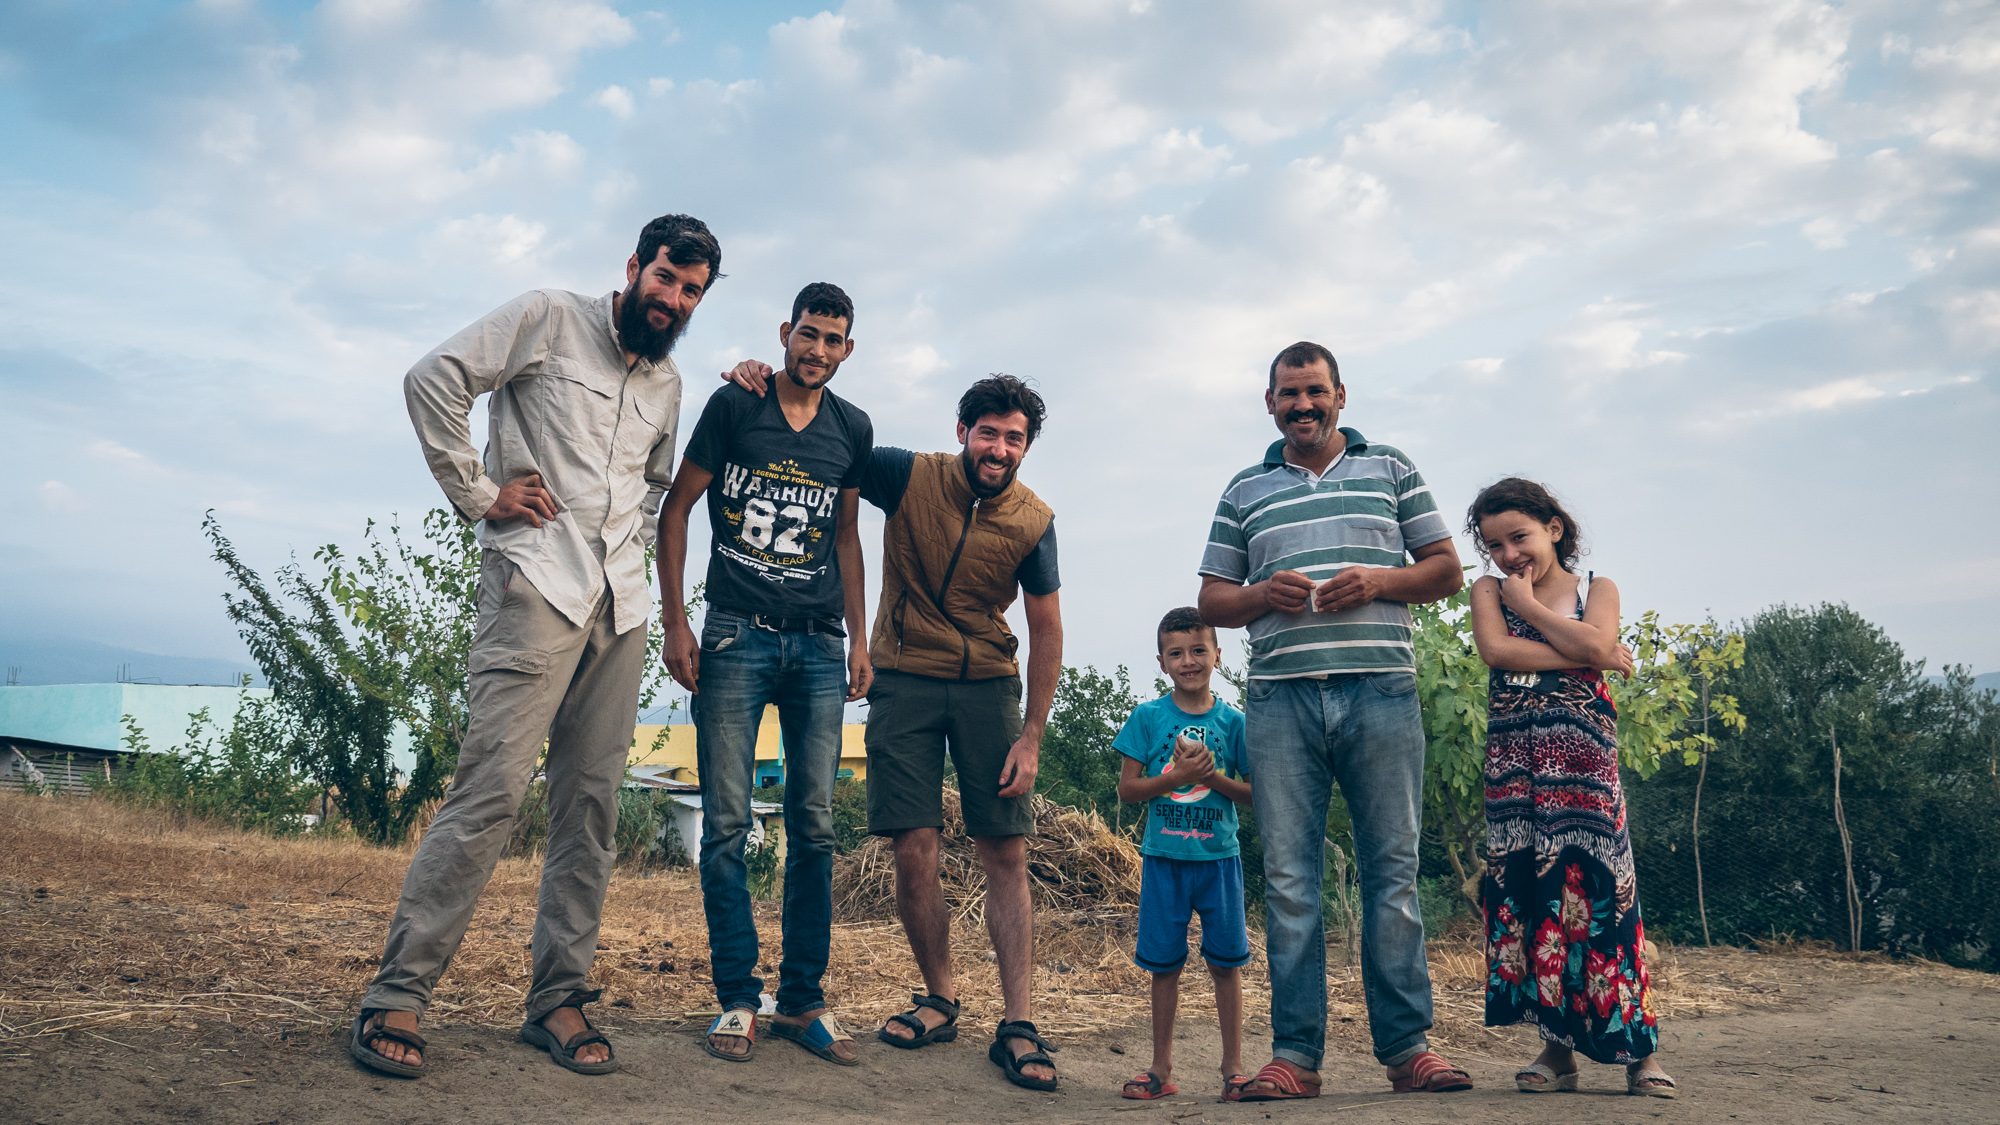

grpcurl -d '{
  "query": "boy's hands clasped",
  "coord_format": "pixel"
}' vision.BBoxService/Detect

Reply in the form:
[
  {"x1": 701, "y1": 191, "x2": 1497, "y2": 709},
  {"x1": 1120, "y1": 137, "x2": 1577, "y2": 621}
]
[{"x1": 1172, "y1": 734, "x2": 1216, "y2": 784}]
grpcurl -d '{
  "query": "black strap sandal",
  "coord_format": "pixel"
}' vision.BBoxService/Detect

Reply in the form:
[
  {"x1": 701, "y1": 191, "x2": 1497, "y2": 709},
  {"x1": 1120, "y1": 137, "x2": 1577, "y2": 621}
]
[
  {"x1": 519, "y1": 988, "x2": 619, "y2": 1075},
  {"x1": 878, "y1": 992, "x2": 960, "y2": 1049},
  {"x1": 989, "y1": 1019, "x2": 1059, "y2": 1092},
  {"x1": 350, "y1": 1008, "x2": 426, "y2": 1078}
]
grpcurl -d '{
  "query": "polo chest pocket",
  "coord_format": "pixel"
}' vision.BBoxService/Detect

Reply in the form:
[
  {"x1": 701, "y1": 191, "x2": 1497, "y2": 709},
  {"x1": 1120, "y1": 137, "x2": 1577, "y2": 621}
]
[{"x1": 1338, "y1": 486, "x2": 1402, "y2": 553}]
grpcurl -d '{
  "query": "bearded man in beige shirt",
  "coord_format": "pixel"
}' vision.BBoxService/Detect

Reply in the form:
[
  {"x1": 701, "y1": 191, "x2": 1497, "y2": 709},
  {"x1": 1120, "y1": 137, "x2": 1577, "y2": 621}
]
[{"x1": 350, "y1": 214, "x2": 722, "y2": 1079}]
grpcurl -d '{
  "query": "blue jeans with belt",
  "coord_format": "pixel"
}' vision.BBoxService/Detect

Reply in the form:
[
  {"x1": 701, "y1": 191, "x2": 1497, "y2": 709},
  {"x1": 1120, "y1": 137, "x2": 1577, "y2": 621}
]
[
  {"x1": 692, "y1": 607, "x2": 847, "y2": 1016},
  {"x1": 1246, "y1": 670, "x2": 1434, "y2": 1069}
]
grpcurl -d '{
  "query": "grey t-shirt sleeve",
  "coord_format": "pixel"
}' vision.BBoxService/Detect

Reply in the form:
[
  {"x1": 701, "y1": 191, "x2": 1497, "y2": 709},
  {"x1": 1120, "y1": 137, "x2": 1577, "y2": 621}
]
[
  {"x1": 860, "y1": 446, "x2": 916, "y2": 515},
  {"x1": 1017, "y1": 519, "x2": 1060, "y2": 596}
]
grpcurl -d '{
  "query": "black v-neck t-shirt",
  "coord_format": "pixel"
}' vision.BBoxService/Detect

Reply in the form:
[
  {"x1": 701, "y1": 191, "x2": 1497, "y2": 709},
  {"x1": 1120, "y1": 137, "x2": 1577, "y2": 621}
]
[{"x1": 683, "y1": 383, "x2": 873, "y2": 620}]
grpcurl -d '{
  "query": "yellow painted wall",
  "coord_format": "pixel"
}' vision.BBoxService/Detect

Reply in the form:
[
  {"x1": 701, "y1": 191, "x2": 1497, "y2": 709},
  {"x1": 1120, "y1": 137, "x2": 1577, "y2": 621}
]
[{"x1": 627, "y1": 706, "x2": 867, "y2": 784}]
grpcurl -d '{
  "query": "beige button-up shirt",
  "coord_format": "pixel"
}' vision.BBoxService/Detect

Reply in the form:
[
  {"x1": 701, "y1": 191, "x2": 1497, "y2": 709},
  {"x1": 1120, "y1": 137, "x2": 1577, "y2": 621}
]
[{"x1": 404, "y1": 289, "x2": 681, "y2": 635}]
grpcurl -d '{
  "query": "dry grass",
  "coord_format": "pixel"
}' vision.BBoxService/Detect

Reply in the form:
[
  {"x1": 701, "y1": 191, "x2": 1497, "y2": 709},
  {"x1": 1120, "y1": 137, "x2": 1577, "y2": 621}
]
[{"x1": 6, "y1": 790, "x2": 1973, "y2": 1053}]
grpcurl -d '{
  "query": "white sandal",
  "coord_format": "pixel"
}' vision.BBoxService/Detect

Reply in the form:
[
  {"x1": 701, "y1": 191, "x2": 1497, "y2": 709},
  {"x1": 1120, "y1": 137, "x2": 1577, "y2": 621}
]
[
  {"x1": 1515, "y1": 1062, "x2": 1579, "y2": 1093},
  {"x1": 1627, "y1": 1066, "x2": 1679, "y2": 1098}
]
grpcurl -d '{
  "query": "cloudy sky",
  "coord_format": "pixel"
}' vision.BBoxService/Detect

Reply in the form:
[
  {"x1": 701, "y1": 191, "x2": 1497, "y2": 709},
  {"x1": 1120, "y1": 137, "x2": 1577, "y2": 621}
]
[{"x1": 2, "y1": 0, "x2": 1996, "y2": 700}]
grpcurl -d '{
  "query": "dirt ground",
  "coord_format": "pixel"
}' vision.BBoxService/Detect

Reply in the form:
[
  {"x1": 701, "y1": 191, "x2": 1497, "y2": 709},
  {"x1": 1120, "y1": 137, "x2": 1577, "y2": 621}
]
[
  {"x1": 3, "y1": 794, "x2": 1997, "y2": 1123},
  {"x1": 6, "y1": 959, "x2": 1997, "y2": 1124}
]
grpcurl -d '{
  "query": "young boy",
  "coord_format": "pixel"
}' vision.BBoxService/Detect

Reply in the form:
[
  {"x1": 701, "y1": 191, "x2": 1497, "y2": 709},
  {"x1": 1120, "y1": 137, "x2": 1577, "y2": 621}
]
[{"x1": 1113, "y1": 606, "x2": 1253, "y2": 1101}]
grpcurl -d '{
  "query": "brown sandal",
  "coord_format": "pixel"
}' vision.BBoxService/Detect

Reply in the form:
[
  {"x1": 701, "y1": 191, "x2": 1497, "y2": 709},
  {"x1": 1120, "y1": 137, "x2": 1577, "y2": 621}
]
[
  {"x1": 349, "y1": 1009, "x2": 425, "y2": 1078},
  {"x1": 520, "y1": 989, "x2": 618, "y2": 1075}
]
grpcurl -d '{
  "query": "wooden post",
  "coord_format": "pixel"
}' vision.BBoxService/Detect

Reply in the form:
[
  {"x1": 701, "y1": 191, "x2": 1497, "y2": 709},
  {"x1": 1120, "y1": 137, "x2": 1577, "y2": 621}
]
[
  {"x1": 1692, "y1": 675, "x2": 1713, "y2": 946},
  {"x1": 1830, "y1": 726, "x2": 1862, "y2": 952}
]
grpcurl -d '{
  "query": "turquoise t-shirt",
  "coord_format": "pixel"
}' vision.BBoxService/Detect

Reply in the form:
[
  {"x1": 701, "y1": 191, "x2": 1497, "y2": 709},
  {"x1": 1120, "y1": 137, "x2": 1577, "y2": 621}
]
[{"x1": 1113, "y1": 695, "x2": 1249, "y2": 860}]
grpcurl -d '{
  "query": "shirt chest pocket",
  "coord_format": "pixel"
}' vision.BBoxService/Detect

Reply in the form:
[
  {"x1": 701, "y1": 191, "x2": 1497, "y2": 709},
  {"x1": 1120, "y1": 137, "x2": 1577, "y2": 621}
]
[
  {"x1": 623, "y1": 385, "x2": 670, "y2": 463},
  {"x1": 536, "y1": 357, "x2": 621, "y2": 454},
  {"x1": 538, "y1": 358, "x2": 667, "y2": 471}
]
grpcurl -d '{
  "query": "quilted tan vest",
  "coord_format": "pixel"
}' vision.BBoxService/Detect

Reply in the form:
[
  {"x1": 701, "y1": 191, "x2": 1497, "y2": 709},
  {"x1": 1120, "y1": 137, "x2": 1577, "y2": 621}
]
[{"x1": 869, "y1": 451, "x2": 1054, "y2": 680}]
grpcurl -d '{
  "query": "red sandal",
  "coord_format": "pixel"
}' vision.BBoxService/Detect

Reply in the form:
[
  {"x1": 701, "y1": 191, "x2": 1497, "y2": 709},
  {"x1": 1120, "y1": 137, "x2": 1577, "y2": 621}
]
[
  {"x1": 1121, "y1": 1071, "x2": 1179, "y2": 1100},
  {"x1": 1390, "y1": 1049, "x2": 1473, "y2": 1093},
  {"x1": 1234, "y1": 1060, "x2": 1321, "y2": 1101}
]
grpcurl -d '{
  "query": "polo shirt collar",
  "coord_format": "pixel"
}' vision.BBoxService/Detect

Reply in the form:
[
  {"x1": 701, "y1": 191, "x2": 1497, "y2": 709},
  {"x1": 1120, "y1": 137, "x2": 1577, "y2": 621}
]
[{"x1": 1263, "y1": 427, "x2": 1369, "y2": 469}]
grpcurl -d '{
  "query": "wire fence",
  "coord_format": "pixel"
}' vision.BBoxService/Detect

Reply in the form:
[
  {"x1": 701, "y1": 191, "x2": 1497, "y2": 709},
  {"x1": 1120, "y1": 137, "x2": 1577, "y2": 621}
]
[{"x1": 1625, "y1": 784, "x2": 1999, "y2": 969}]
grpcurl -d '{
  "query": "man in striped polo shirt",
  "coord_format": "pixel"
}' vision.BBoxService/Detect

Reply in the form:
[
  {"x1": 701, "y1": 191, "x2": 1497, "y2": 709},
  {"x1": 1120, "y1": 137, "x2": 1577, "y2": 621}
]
[{"x1": 1198, "y1": 341, "x2": 1469, "y2": 1100}]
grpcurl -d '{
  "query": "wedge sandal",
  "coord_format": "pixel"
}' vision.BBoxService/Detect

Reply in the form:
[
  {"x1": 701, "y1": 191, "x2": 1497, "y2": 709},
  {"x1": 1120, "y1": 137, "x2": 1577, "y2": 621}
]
[
  {"x1": 1515, "y1": 1061, "x2": 1579, "y2": 1093},
  {"x1": 1628, "y1": 1067, "x2": 1679, "y2": 1098}
]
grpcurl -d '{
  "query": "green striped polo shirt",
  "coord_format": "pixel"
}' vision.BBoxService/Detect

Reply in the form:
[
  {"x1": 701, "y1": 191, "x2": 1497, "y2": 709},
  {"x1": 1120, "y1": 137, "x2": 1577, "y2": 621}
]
[{"x1": 1198, "y1": 428, "x2": 1451, "y2": 679}]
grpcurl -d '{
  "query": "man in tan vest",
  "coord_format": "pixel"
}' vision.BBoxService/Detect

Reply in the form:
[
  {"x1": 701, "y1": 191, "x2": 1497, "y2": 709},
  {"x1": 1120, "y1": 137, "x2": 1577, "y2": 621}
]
[{"x1": 720, "y1": 368, "x2": 1064, "y2": 1090}]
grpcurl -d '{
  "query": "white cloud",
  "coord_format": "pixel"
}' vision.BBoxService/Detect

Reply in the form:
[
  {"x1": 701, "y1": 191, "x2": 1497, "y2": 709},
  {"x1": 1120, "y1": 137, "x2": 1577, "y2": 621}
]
[{"x1": 593, "y1": 84, "x2": 634, "y2": 119}]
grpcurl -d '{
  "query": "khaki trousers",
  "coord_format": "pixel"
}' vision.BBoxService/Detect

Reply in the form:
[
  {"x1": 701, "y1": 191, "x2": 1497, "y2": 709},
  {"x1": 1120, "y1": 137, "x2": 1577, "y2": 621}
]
[{"x1": 363, "y1": 551, "x2": 645, "y2": 1023}]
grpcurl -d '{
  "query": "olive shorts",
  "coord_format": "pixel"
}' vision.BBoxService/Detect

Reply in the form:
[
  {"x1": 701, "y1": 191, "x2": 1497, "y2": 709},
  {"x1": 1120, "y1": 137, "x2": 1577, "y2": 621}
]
[{"x1": 864, "y1": 669, "x2": 1032, "y2": 838}]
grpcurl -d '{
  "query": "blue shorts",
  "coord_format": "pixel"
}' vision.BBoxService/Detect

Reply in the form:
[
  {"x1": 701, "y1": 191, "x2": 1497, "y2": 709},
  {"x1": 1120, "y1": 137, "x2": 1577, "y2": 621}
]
[{"x1": 1135, "y1": 854, "x2": 1251, "y2": 974}]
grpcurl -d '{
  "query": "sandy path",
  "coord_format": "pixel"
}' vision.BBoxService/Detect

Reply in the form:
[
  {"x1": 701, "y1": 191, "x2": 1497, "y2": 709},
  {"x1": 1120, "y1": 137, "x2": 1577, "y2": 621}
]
[{"x1": 6, "y1": 955, "x2": 1995, "y2": 1124}]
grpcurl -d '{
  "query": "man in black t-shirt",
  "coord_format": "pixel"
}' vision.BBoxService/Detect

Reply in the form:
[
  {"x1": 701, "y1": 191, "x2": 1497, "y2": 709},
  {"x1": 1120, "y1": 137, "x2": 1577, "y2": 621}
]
[{"x1": 658, "y1": 282, "x2": 873, "y2": 1067}]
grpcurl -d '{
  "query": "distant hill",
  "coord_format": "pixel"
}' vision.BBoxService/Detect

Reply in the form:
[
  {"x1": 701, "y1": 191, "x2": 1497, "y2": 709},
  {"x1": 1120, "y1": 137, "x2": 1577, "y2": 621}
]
[
  {"x1": 0, "y1": 636, "x2": 256, "y2": 687},
  {"x1": 1976, "y1": 671, "x2": 2000, "y2": 696}
]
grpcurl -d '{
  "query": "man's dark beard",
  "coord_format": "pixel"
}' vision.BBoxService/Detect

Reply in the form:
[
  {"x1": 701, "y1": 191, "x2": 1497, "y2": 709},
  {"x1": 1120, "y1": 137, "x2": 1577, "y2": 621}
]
[
  {"x1": 961, "y1": 448, "x2": 1017, "y2": 499},
  {"x1": 616, "y1": 286, "x2": 687, "y2": 363},
  {"x1": 785, "y1": 358, "x2": 833, "y2": 390}
]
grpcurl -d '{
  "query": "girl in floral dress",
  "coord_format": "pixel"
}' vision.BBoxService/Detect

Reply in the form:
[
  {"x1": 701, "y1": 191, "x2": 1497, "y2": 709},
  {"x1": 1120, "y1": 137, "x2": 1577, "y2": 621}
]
[{"x1": 1465, "y1": 478, "x2": 1677, "y2": 1098}]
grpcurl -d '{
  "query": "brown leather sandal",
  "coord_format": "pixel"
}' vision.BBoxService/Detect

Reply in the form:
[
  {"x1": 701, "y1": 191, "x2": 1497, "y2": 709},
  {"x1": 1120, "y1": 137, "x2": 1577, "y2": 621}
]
[{"x1": 350, "y1": 1009, "x2": 425, "y2": 1079}]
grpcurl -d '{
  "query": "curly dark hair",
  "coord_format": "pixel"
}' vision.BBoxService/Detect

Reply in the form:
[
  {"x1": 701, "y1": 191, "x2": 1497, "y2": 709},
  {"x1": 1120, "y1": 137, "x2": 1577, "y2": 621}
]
[
  {"x1": 1464, "y1": 477, "x2": 1585, "y2": 572},
  {"x1": 634, "y1": 214, "x2": 724, "y2": 290},
  {"x1": 957, "y1": 374, "x2": 1047, "y2": 445},
  {"x1": 1155, "y1": 606, "x2": 1214, "y2": 650}
]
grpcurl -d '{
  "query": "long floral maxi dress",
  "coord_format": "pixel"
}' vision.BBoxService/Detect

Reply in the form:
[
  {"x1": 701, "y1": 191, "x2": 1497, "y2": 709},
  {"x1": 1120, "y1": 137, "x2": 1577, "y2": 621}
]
[{"x1": 1481, "y1": 575, "x2": 1659, "y2": 1063}]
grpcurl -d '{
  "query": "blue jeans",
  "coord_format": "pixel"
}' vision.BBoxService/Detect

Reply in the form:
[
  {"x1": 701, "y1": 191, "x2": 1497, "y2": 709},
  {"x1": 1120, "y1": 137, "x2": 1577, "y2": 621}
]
[
  {"x1": 1246, "y1": 671, "x2": 1433, "y2": 1068},
  {"x1": 692, "y1": 608, "x2": 847, "y2": 1016}
]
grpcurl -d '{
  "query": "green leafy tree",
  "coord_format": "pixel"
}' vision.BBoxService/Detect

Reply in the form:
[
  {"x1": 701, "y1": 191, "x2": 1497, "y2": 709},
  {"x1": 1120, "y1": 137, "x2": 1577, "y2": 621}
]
[
  {"x1": 1413, "y1": 588, "x2": 1745, "y2": 902},
  {"x1": 1632, "y1": 603, "x2": 2000, "y2": 963},
  {"x1": 1035, "y1": 663, "x2": 1143, "y2": 823},
  {"x1": 206, "y1": 508, "x2": 673, "y2": 845}
]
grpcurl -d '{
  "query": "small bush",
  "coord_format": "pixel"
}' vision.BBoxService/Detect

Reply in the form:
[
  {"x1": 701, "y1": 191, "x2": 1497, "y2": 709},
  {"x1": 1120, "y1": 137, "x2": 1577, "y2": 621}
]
[
  {"x1": 507, "y1": 778, "x2": 690, "y2": 871},
  {"x1": 101, "y1": 704, "x2": 318, "y2": 834}
]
